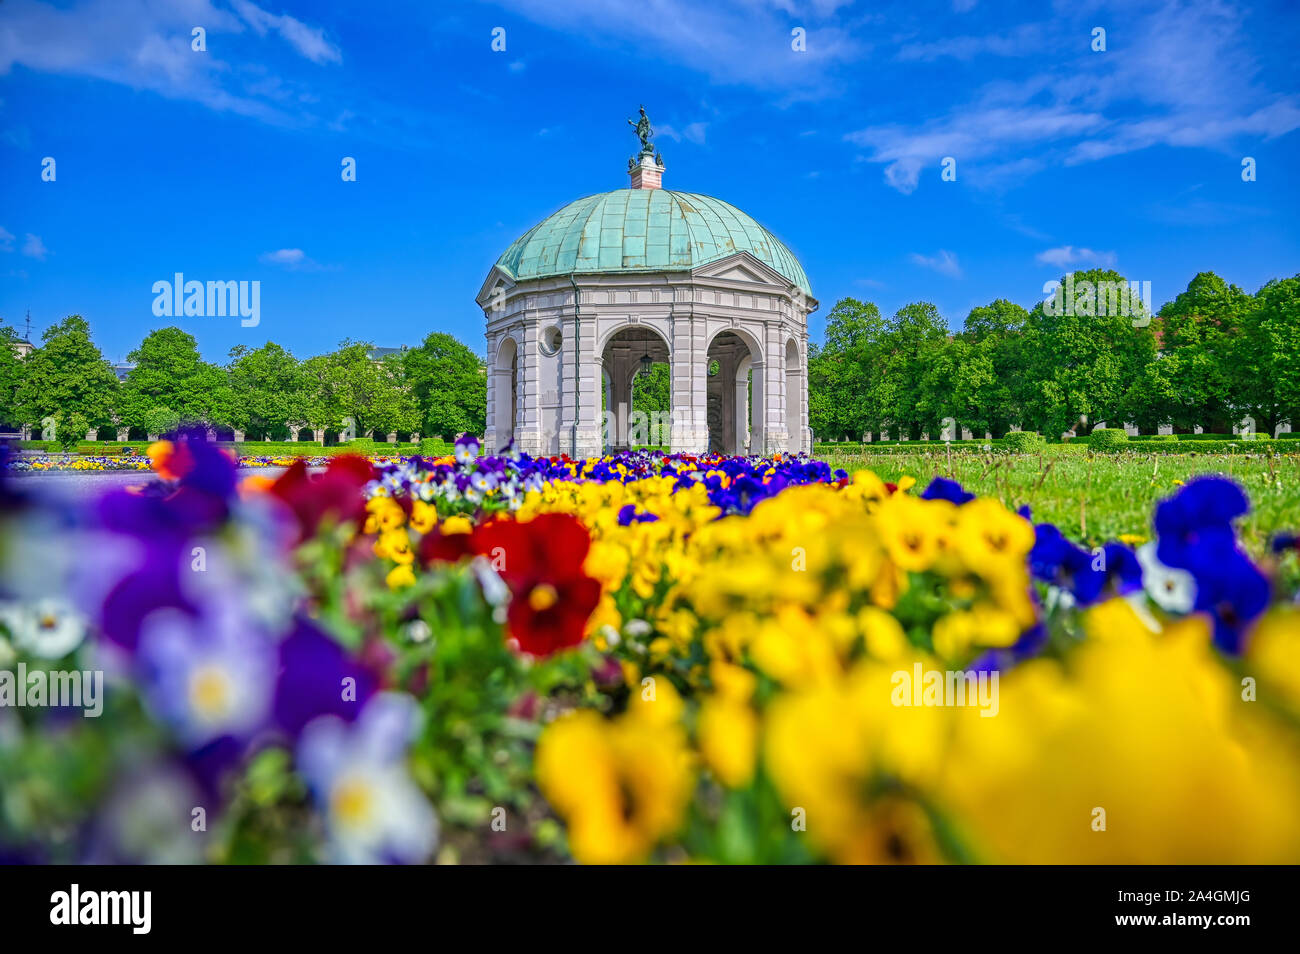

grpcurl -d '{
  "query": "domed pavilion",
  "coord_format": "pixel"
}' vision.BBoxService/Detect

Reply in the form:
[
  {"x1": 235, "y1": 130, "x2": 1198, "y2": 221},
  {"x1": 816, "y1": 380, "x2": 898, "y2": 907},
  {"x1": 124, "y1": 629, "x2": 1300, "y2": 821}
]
[{"x1": 476, "y1": 107, "x2": 817, "y2": 457}]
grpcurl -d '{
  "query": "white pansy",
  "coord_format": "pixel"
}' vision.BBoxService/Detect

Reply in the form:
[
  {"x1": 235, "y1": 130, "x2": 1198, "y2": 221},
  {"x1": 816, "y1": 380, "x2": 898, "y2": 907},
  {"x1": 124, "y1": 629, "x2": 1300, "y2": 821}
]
[
  {"x1": 1136, "y1": 542, "x2": 1197, "y2": 614},
  {"x1": 298, "y1": 693, "x2": 438, "y2": 865},
  {"x1": 2, "y1": 598, "x2": 88, "y2": 659}
]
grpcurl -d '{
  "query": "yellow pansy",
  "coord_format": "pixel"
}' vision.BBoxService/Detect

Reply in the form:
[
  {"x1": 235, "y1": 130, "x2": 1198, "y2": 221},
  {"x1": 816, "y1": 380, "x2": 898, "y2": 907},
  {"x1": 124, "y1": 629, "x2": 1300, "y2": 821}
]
[
  {"x1": 409, "y1": 499, "x2": 437, "y2": 534},
  {"x1": 698, "y1": 696, "x2": 758, "y2": 788},
  {"x1": 385, "y1": 563, "x2": 416, "y2": 590},
  {"x1": 365, "y1": 496, "x2": 405, "y2": 534},
  {"x1": 875, "y1": 493, "x2": 944, "y2": 572},
  {"x1": 932, "y1": 605, "x2": 1022, "y2": 659},
  {"x1": 441, "y1": 515, "x2": 473, "y2": 535},
  {"x1": 535, "y1": 702, "x2": 693, "y2": 864},
  {"x1": 374, "y1": 528, "x2": 414, "y2": 565}
]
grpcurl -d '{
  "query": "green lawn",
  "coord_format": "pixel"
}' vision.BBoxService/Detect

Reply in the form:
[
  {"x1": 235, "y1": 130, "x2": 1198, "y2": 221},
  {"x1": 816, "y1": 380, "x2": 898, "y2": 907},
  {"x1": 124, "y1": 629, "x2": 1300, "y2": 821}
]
[{"x1": 818, "y1": 445, "x2": 1300, "y2": 555}]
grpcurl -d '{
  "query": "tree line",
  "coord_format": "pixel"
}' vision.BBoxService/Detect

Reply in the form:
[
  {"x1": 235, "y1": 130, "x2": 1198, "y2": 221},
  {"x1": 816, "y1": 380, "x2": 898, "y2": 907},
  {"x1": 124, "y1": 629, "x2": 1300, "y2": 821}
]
[
  {"x1": 0, "y1": 318, "x2": 488, "y2": 442},
  {"x1": 808, "y1": 270, "x2": 1300, "y2": 441}
]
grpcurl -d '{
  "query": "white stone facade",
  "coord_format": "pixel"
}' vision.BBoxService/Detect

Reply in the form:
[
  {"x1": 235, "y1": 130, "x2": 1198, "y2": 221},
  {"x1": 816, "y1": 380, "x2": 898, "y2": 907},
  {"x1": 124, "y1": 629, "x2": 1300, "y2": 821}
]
[{"x1": 476, "y1": 258, "x2": 816, "y2": 458}]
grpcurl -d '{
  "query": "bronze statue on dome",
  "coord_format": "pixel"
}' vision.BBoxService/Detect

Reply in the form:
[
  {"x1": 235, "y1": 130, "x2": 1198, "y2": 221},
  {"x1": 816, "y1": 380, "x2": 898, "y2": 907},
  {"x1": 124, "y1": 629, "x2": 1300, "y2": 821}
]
[{"x1": 627, "y1": 105, "x2": 654, "y2": 152}]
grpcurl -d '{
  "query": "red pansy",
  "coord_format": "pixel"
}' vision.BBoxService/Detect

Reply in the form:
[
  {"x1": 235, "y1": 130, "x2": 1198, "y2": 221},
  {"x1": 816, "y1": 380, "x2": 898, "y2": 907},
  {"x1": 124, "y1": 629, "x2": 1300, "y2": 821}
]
[{"x1": 470, "y1": 513, "x2": 601, "y2": 657}]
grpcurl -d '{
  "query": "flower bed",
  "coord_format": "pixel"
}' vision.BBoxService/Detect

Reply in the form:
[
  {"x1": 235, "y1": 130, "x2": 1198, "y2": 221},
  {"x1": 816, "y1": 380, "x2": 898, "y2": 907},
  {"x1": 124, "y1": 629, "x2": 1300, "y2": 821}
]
[
  {"x1": 1, "y1": 433, "x2": 1298, "y2": 864},
  {"x1": 3, "y1": 451, "x2": 429, "y2": 473}
]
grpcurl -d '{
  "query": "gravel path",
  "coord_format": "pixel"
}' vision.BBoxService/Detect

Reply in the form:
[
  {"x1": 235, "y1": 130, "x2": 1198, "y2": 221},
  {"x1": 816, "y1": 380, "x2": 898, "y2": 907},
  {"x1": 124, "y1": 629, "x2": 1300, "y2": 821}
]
[{"x1": 6, "y1": 467, "x2": 298, "y2": 501}]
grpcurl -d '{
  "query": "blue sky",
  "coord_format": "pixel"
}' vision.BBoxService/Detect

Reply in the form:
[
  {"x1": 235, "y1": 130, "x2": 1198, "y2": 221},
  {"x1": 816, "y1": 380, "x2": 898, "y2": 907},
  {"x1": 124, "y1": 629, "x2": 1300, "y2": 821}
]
[{"x1": 2, "y1": 0, "x2": 1298, "y2": 364}]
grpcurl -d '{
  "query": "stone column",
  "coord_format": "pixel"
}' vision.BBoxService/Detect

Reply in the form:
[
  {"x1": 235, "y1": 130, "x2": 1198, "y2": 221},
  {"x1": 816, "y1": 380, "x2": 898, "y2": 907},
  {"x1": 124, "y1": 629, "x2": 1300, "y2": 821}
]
[
  {"x1": 761, "y1": 321, "x2": 788, "y2": 454},
  {"x1": 607, "y1": 349, "x2": 632, "y2": 449},
  {"x1": 566, "y1": 294, "x2": 603, "y2": 459},
  {"x1": 668, "y1": 309, "x2": 709, "y2": 454},
  {"x1": 799, "y1": 333, "x2": 812, "y2": 454},
  {"x1": 484, "y1": 330, "x2": 499, "y2": 451},
  {"x1": 735, "y1": 354, "x2": 752, "y2": 454},
  {"x1": 513, "y1": 321, "x2": 545, "y2": 455},
  {"x1": 117, "y1": 427, "x2": 130, "y2": 441}
]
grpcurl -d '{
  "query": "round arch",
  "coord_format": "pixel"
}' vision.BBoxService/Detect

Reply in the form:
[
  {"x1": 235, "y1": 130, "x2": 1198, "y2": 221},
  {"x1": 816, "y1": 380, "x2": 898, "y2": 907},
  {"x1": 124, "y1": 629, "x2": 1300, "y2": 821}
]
[
  {"x1": 491, "y1": 334, "x2": 520, "y2": 451},
  {"x1": 706, "y1": 328, "x2": 765, "y2": 456},
  {"x1": 601, "y1": 324, "x2": 672, "y2": 451},
  {"x1": 596, "y1": 320, "x2": 673, "y2": 356},
  {"x1": 785, "y1": 336, "x2": 803, "y2": 454},
  {"x1": 704, "y1": 323, "x2": 765, "y2": 365}
]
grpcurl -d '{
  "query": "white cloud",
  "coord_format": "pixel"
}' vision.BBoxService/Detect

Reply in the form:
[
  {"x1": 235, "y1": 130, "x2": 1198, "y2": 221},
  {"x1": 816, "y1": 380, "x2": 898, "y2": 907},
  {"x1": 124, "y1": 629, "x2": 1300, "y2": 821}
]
[
  {"x1": 482, "y1": 0, "x2": 863, "y2": 94},
  {"x1": 22, "y1": 233, "x2": 48, "y2": 260},
  {"x1": 909, "y1": 249, "x2": 962, "y2": 278},
  {"x1": 657, "y1": 122, "x2": 708, "y2": 145},
  {"x1": 0, "y1": 0, "x2": 340, "y2": 125},
  {"x1": 1035, "y1": 246, "x2": 1116, "y2": 268},
  {"x1": 847, "y1": 106, "x2": 1104, "y2": 194},
  {"x1": 0, "y1": 226, "x2": 14, "y2": 252},
  {"x1": 896, "y1": 24, "x2": 1041, "y2": 62},
  {"x1": 259, "y1": 247, "x2": 319, "y2": 269},
  {"x1": 852, "y1": 2, "x2": 1300, "y2": 192},
  {"x1": 230, "y1": 0, "x2": 341, "y2": 65}
]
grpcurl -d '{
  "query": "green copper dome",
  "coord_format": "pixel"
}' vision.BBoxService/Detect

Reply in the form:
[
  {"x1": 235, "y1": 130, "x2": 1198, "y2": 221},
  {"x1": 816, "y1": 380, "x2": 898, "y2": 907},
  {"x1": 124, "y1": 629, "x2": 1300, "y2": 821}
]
[{"x1": 494, "y1": 190, "x2": 812, "y2": 296}]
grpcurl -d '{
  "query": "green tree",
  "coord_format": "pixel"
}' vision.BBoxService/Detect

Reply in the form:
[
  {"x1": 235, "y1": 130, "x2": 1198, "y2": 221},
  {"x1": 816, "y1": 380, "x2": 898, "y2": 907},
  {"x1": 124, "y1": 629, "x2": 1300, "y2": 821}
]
[
  {"x1": 962, "y1": 298, "x2": 1027, "y2": 343},
  {"x1": 1157, "y1": 272, "x2": 1254, "y2": 433},
  {"x1": 958, "y1": 299, "x2": 1029, "y2": 436},
  {"x1": 402, "y1": 332, "x2": 487, "y2": 439},
  {"x1": 631, "y1": 363, "x2": 670, "y2": 416},
  {"x1": 1016, "y1": 270, "x2": 1158, "y2": 437},
  {"x1": 809, "y1": 298, "x2": 891, "y2": 439},
  {"x1": 57, "y1": 411, "x2": 89, "y2": 451},
  {"x1": 917, "y1": 335, "x2": 1001, "y2": 439},
  {"x1": 303, "y1": 341, "x2": 419, "y2": 437},
  {"x1": 1119, "y1": 351, "x2": 1179, "y2": 434},
  {"x1": 1235, "y1": 276, "x2": 1300, "y2": 436},
  {"x1": 807, "y1": 342, "x2": 843, "y2": 440},
  {"x1": 15, "y1": 316, "x2": 119, "y2": 429},
  {"x1": 881, "y1": 301, "x2": 950, "y2": 438},
  {"x1": 0, "y1": 325, "x2": 26, "y2": 429},
  {"x1": 119, "y1": 327, "x2": 234, "y2": 428},
  {"x1": 143, "y1": 406, "x2": 182, "y2": 437},
  {"x1": 227, "y1": 342, "x2": 311, "y2": 438}
]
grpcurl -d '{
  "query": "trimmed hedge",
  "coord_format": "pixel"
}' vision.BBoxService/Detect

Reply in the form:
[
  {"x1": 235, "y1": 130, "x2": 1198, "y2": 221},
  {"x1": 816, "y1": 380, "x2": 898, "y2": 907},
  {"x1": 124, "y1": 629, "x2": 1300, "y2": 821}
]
[
  {"x1": 16, "y1": 440, "x2": 140, "y2": 456},
  {"x1": 1089, "y1": 428, "x2": 1130, "y2": 453},
  {"x1": 233, "y1": 441, "x2": 431, "y2": 457},
  {"x1": 813, "y1": 440, "x2": 996, "y2": 455},
  {"x1": 1173, "y1": 432, "x2": 1270, "y2": 441},
  {"x1": 1002, "y1": 431, "x2": 1047, "y2": 453},
  {"x1": 234, "y1": 441, "x2": 322, "y2": 454},
  {"x1": 1128, "y1": 439, "x2": 1296, "y2": 455}
]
